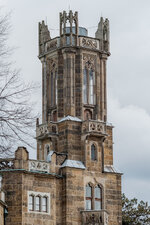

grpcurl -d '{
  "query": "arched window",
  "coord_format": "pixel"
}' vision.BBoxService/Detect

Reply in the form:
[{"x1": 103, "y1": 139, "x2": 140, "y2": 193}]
[
  {"x1": 29, "y1": 194, "x2": 34, "y2": 211},
  {"x1": 83, "y1": 68, "x2": 88, "y2": 103},
  {"x1": 94, "y1": 185, "x2": 102, "y2": 210},
  {"x1": 55, "y1": 71, "x2": 57, "y2": 105},
  {"x1": 51, "y1": 72, "x2": 54, "y2": 106},
  {"x1": 91, "y1": 144, "x2": 97, "y2": 161},
  {"x1": 35, "y1": 196, "x2": 41, "y2": 211},
  {"x1": 89, "y1": 69, "x2": 94, "y2": 104},
  {"x1": 42, "y1": 196, "x2": 48, "y2": 212},
  {"x1": 83, "y1": 66, "x2": 95, "y2": 105},
  {"x1": 86, "y1": 184, "x2": 92, "y2": 210}
]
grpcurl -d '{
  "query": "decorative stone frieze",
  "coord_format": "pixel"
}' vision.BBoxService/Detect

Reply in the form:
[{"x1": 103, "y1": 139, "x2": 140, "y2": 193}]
[
  {"x1": 83, "y1": 54, "x2": 96, "y2": 70},
  {"x1": 45, "y1": 38, "x2": 59, "y2": 52},
  {"x1": 36, "y1": 122, "x2": 58, "y2": 137},
  {"x1": 80, "y1": 37, "x2": 99, "y2": 50},
  {"x1": 82, "y1": 120, "x2": 106, "y2": 135},
  {"x1": 29, "y1": 160, "x2": 49, "y2": 173}
]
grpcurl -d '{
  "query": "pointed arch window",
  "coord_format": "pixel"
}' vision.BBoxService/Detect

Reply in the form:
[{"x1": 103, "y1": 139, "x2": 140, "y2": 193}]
[
  {"x1": 83, "y1": 68, "x2": 88, "y2": 104},
  {"x1": 91, "y1": 144, "x2": 97, "y2": 161},
  {"x1": 89, "y1": 69, "x2": 94, "y2": 104},
  {"x1": 55, "y1": 71, "x2": 58, "y2": 105},
  {"x1": 50, "y1": 69, "x2": 57, "y2": 106},
  {"x1": 83, "y1": 66, "x2": 95, "y2": 105},
  {"x1": 51, "y1": 72, "x2": 54, "y2": 106}
]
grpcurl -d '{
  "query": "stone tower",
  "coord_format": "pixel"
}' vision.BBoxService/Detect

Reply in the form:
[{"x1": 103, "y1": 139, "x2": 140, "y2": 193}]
[
  {"x1": 36, "y1": 10, "x2": 122, "y2": 225},
  {"x1": 0, "y1": 10, "x2": 122, "y2": 225}
]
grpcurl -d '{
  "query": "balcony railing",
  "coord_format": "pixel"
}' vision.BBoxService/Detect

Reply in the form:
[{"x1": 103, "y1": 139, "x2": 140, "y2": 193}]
[
  {"x1": 36, "y1": 122, "x2": 58, "y2": 137},
  {"x1": 28, "y1": 160, "x2": 50, "y2": 173},
  {"x1": 43, "y1": 35, "x2": 101, "y2": 54},
  {"x1": 79, "y1": 36, "x2": 99, "y2": 50},
  {"x1": 81, "y1": 210, "x2": 108, "y2": 225},
  {"x1": 82, "y1": 120, "x2": 106, "y2": 135},
  {"x1": 0, "y1": 158, "x2": 14, "y2": 170}
]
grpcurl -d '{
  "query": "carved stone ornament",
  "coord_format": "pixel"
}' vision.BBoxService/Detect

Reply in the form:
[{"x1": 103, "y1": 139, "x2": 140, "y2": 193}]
[
  {"x1": 82, "y1": 38, "x2": 97, "y2": 49},
  {"x1": 83, "y1": 54, "x2": 96, "y2": 70},
  {"x1": 86, "y1": 213, "x2": 103, "y2": 225},
  {"x1": 29, "y1": 160, "x2": 49, "y2": 173},
  {"x1": 0, "y1": 159, "x2": 14, "y2": 170},
  {"x1": 48, "y1": 58, "x2": 58, "y2": 72},
  {"x1": 36, "y1": 123, "x2": 58, "y2": 137},
  {"x1": 46, "y1": 39, "x2": 57, "y2": 52},
  {"x1": 82, "y1": 121, "x2": 105, "y2": 134}
]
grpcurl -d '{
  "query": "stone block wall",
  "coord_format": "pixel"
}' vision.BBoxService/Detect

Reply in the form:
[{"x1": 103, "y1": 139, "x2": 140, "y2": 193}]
[{"x1": 0, "y1": 202, "x2": 4, "y2": 225}]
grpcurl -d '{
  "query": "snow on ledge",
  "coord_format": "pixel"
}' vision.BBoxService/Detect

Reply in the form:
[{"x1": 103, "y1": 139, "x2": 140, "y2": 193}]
[
  {"x1": 104, "y1": 165, "x2": 122, "y2": 174},
  {"x1": 61, "y1": 159, "x2": 85, "y2": 169},
  {"x1": 58, "y1": 115, "x2": 82, "y2": 123}
]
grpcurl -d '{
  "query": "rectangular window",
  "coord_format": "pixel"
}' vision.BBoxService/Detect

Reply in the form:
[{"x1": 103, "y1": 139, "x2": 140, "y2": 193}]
[
  {"x1": 95, "y1": 200, "x2": 101, "y2": 210},
  {"x1": 35, "y1": 196, "x2": 40, "y2": 211},
  {"x1": 86, "y1": 184, "x2": 92, "y2": 210},
  {"x1": 42, "y1": 197, "x2": 48, "y2": 212},
  {"x1": 86, "y1": 199, "x2": 92, "y2": 210},
  {"x1": 29, "y1": 195, "x2": 34, "y2": 211}
]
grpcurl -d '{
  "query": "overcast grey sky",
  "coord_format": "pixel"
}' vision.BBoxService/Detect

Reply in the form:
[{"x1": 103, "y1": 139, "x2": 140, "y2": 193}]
[{"x1": 1, "y1": 0, "x2": 150, "y2": 203}]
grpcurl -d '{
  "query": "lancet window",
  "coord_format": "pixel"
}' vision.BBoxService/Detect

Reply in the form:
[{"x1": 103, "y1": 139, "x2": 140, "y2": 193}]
[
  {"x1": 83, "y1": 57, "x2": 95, "y2": 105},
  {"x1": 91, "y1": 144, "x2": 97, "y2": 161},
  {"x1": 49, "y1": 59, "x2": 57, "y2": 107}
]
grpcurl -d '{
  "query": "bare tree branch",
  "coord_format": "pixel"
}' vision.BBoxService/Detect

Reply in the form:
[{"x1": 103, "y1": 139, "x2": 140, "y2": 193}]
[{"x1": 0, "y1": 10, "x2": 38, "y2": 157}]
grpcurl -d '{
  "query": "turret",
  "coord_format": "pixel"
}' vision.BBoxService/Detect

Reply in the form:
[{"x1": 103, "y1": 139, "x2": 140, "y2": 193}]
[{"x1": 95, "y1": 17, "x2": 110, "y2": 52}]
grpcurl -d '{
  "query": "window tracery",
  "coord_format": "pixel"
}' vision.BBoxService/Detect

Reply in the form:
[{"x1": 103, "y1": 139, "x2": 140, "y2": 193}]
[
  {"x1": 83, "y1": 55, "x2": 96, "y2": 105},
  {"x1": 49, "y1": 58, "x2": 58, "y2": 106}
]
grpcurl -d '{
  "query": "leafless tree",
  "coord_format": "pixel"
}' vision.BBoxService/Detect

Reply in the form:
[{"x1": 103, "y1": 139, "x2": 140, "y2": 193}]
[{"x1": 0, "y1": 11, "x2": 38, "y2": 156}]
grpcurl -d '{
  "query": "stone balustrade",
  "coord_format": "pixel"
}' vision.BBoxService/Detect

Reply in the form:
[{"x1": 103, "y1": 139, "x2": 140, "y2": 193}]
[
  {"x1": 0, "y1": 158, "x2": 14, "y2": 170},
  {"x1": 81, "y1": 210, "x2": 108, "y2": 225},
  {"x1": 28, "y1": 160, "x2": 50, "y2": 173},
  {"x1": 45, "y1": 37, "x2": 60, "y2": 52},
  {"x1": 36, "y1": 122, "x2": 58, "y2": 137},
  {"x1": 82, "y1": 120, "x2": 106, "y2": 135},
  {"x1": 43, "y1": 36, "x2": 101, "y2": 53},
  {"x1": 79, "y1": 36, "x2": 99, "y2": 50}
]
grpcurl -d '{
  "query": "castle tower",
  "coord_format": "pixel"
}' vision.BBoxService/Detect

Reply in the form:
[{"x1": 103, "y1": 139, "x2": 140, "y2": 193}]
[
  {"x1": 0, "y1": 10, "x2": 122, "y2": 225},
  {"x1": 36, "y1": 10, "x2": 122, "y2": 225}
]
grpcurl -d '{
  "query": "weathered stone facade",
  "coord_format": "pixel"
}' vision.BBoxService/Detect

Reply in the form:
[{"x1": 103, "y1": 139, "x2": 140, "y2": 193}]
[
  {"x1": 0, "y1": 188, "x2": 6, "y2": 225},
  {"x1": 0, "y1": 10, "x2": 122, "y2": 225}
]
